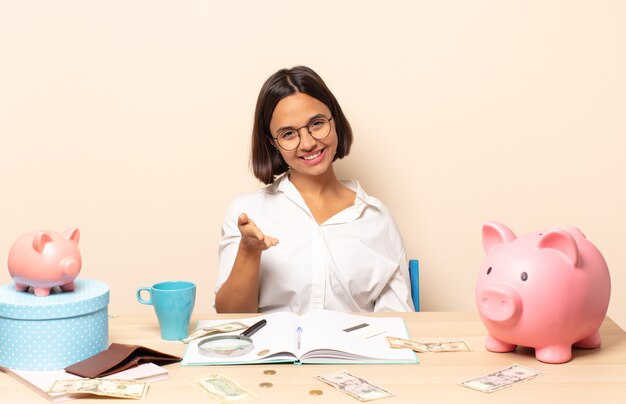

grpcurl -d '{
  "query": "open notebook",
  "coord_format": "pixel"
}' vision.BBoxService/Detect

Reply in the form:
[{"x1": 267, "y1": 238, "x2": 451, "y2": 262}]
[{"x1": 182, "y1": 310, "x2": 417, "y2": 366}]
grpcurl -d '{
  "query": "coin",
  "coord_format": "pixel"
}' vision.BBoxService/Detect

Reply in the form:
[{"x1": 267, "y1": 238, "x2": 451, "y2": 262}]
[
  {"x1": 263, "y1": 369, "x2": 276, "y2": 375},
  {"x1": 257, "y1": 349, "x2": 270, "y2": 356},
  {"x1": 309, "y1": 389, "x2": 323, "y2": 396},
  {"x1": 259, "y1": 382, "x2": 273, "y2": 388}
]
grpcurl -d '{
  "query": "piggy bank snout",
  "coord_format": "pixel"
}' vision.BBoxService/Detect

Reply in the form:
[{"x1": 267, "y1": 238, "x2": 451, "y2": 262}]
[
  {"x1": 478, "y1": 286, "x2": 522, "y2": 323},
  {"x1": 60, "y1": 257, "x2": 81, "y2": 276}
]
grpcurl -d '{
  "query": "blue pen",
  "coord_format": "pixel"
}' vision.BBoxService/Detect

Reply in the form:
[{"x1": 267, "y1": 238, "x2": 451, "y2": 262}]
[{"x1": 297, "y1": 326, "x2": 303, "y2": 349}]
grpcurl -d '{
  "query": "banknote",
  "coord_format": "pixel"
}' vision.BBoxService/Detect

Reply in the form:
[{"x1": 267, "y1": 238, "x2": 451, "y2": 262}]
[
  {"x1": 459, "y1": 364, "x2": 545, "y2": 393},
  {"x1": 49, "y1": 378, "x2": 148, "y2": 399},
  {"x1": 181, "y1": 321, "x2": 249, "y2": 343},
  {"x1": 188, "y1": 373, "x2": 257, "y2": 402},
  {"x1": 386, "y1": 336, "x2": 471, "y2": 352},
  {"x1": 315, "y1": 370, "x2": 394, "y2": 401}
]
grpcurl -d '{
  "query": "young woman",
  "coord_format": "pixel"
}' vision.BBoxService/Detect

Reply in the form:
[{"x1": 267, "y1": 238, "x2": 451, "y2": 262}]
[{"x1": 215, "y1": 66, "x2": 413, "y2": 314}]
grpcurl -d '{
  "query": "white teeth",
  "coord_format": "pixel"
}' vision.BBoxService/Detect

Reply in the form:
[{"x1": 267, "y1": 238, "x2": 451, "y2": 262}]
[{"x1": 303, "y1": 151, "x2": 322, "y2": 160}]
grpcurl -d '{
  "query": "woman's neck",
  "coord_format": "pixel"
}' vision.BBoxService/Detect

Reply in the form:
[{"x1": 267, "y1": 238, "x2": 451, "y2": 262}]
[
  {"x1": 288, "y1": 167, "x2": 356, "y2": 225},
  {"x1": 288, "y1": 167, "x2": 342, "y2": 198}
]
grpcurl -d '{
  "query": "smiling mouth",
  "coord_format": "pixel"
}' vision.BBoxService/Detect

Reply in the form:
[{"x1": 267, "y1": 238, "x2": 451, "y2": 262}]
[{"x1": 302, "y1": 149, "x2": 324, "y2": 160}]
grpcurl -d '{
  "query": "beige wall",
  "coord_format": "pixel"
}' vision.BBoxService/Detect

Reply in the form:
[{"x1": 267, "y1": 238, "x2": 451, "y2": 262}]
[{"x1": 1, "y1": 1, "x2": 624, "y2": 328}]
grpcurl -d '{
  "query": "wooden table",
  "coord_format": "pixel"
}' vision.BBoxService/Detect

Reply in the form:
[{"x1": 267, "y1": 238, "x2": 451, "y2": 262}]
[{"x1": 2, "y1": 312, "x2": 625, "y2": 403}]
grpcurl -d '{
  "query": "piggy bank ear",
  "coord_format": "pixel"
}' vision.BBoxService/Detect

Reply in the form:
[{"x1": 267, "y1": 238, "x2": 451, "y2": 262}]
[
  {"x1": 538, "y1": 229, "x2": 580, "y2": 267},
  {"x1": 33, "y1": 231, "x2": 54, "y2": 253},
  {"x1": 563, "y1": 226, "x2": 586, "y2": 239},
  {"x1": 63, "y1": 228, "x2": 80, "y2": 244},
  {"x1": 482, "y1": 222, "x2": 517, "y2": 255}
]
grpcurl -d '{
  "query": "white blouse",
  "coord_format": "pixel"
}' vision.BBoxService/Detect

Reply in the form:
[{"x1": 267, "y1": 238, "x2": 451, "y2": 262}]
[{"x1": 216, "y1": 175, "x2": 414, "y2": 314}]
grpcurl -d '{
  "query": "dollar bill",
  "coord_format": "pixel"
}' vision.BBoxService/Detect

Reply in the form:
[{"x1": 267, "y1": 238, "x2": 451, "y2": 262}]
[
  {"x1": 49, "y1": 378, "x2": 148, "y2": 399},
  {"x1": 181, "y1": 322, "x2": 249, "y2": 344},
  {"x1": 386, "y1": 336, "x2": 471, "y2": 352},
  {"x1": 459, "y1": 364, "x2": 545, "y2": 393},
  {"x1": 187, "y1": 373, "x2": 257, "y2": 402},
  {"x1": 315, "y1": 370, "x2": 394, "y2": 402}
]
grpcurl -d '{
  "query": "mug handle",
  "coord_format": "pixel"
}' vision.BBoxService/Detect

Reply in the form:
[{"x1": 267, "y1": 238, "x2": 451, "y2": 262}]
[{"x1": 136, "y1": 287, "x2": 153, "y2": 305}]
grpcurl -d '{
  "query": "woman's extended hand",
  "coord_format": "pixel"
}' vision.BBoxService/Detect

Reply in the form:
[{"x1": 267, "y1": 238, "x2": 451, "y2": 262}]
[
  {"x1": 215, "y1": 213, "x2": 275, "y2": 313},
  {"x1": 237, "y1": 213, "x2": 279, "y2": 251}
]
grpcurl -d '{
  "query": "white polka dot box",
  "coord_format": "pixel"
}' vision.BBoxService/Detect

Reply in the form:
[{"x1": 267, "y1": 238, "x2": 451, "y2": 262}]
[{"x1": 0, "y1": 278, "x2": 109, "y2": 370}]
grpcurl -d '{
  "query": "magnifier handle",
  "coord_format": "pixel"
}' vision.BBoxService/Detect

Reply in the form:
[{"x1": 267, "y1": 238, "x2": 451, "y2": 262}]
[{"x1": 242, "y1": 319, "x2": 267, "y2": 337}]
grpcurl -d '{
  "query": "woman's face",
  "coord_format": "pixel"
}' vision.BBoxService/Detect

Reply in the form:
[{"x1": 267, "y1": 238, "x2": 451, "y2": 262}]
[{"x1": 269, "y1": 92, "x2": 337, "y2": 179}]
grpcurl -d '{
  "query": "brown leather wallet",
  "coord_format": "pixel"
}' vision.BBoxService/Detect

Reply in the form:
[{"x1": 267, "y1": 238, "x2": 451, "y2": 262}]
[{"x1": 65, "y1": 343, "x2": 182, "y2": 378}]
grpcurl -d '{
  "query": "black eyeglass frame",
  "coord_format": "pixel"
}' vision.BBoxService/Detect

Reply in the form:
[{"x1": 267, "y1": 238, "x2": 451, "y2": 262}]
[{"x1": 270, "y1": 116, "x2": 334, "y2": 151}]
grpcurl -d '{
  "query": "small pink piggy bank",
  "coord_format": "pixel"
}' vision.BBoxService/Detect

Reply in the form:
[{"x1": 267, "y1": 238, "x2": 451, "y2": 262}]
[
  {"x1": 7, "y1": 228, "x2": 82, "y2": 296},
  {"x1": 477, "y1": 222, "x2": 611, "y2": 364}
]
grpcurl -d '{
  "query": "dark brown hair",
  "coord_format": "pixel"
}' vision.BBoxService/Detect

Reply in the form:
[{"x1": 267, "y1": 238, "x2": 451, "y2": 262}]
[{"x1": 251, "y1": 66, "x2": 353, "y2": 184}]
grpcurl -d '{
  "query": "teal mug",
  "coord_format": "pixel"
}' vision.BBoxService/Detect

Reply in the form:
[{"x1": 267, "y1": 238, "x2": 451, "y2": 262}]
[{"x1": 136, "y1": 281, "x2": 196, "y2": 340}]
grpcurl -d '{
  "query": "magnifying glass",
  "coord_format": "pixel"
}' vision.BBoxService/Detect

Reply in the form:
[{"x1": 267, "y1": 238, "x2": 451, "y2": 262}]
[{"x1": 198, "y1": 319, "x2": 267, "y2": 357}]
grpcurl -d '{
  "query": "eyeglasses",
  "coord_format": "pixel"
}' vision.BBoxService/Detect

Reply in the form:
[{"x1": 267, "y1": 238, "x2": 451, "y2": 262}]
[{"x1": 271, "y1": 116, "x2": 333, "y2": 151}]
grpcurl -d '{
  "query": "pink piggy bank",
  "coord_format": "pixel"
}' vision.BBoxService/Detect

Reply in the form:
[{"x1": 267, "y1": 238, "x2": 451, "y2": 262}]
[
  {"x1": 7, "y1": 228, "x2": 82, "y2": 296},
  {"x1": 477, "y1": 222, "x2": 611, "y2": 364}
]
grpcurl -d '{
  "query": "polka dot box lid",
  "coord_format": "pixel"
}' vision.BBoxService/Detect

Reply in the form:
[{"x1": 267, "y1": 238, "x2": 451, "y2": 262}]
[{"x1": 0, "y1": 279, "x2": 109, "y2": 320}]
